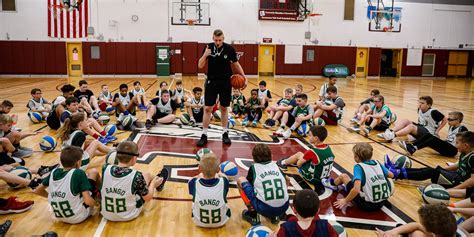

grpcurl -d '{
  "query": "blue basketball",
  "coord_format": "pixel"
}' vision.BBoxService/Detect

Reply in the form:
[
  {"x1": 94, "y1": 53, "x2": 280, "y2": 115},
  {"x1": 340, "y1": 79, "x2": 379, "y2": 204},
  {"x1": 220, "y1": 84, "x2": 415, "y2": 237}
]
[
  {"x1": 104, "y1": 124, "x2": 117, "y2": 136},
  {"x1": 105, "y1": 106, "x2": 116, "y2": 115},
  {"x1": 39, "y1": 135, "x2": 57, "y2": 152},
  {"x1": 297, "y1": 123, "x2": 310, "y2": 136},
  {"x1": 220, "y1": 161, "x2": 238, "y2": 177},
  {"x1": 28, "y1": 112, "x2": 43, "y2": 124},
  {"x1": 245, "y1": 225, "x2": 272, "y2": 237},
  {"x1": 227, "y1": 114, "x2": 236, "y2": 129}
]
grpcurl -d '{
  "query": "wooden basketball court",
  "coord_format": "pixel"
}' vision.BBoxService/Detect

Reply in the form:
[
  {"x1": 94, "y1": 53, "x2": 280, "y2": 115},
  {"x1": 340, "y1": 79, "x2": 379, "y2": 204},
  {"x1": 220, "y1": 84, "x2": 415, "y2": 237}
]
[{"x1": 0, "y1": 76, "x2": 472, "y2": 236}]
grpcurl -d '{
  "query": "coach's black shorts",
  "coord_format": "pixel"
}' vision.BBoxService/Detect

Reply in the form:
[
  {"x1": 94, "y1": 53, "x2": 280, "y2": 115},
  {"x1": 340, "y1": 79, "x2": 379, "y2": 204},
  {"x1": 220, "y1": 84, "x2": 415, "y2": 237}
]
[{"x1": 204, "y1": 79, "x2": 232, "y2": 107}]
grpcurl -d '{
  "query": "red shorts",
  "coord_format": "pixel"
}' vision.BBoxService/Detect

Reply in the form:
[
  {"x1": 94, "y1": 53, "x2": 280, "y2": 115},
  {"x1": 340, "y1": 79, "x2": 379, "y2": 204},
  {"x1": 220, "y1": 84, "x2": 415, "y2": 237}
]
[{"x1": 320, "y1": 111, "x2": 338, "y2": 125}]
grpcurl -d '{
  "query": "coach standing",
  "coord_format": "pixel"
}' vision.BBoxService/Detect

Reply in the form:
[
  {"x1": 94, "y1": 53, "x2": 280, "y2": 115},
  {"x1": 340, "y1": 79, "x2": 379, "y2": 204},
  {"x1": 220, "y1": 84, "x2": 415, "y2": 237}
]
[{"x1": 196, "y1": 29, "x2": 247, "y2": 146}]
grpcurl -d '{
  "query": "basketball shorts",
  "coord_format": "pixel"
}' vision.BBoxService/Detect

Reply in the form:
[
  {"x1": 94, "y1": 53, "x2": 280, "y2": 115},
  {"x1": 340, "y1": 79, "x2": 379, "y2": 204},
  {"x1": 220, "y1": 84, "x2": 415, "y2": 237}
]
[
  {"x1": 204, "y1": 79, "x2": 232, "y2": 107},
  {"x1": 434, "y1": 166, "x2": 463, "y2": 187},
  {"x1": 0, "y1": 152, "x2": 25, "y2": 166},
  {"x1": 366, "y1": 117, "x2": 390, "y2": 131},
  {"x1": 152, "y1": 111, "x2": 172, "y2": 121},
  {"x1": 466, "y1": 187, "x2": 474, "y2": 203},
  {"x1": 320, "y1": 111, "x2": 338, "y2": 125},
  {"x1": 241, "y1": 181, "x2": 289, "y2": 218},
  {"x1": 412, "y1": 123, "x2": 431, "y2": 139},
  {"x1": 346, "y1": 181, "x2": 386, "y2": 212},
  {"x1": 192, "y1": 111, "x2": 204, "y2": 123},
  {"x1": 279, "y1": 112, "x2": 295, "y2": 127}
]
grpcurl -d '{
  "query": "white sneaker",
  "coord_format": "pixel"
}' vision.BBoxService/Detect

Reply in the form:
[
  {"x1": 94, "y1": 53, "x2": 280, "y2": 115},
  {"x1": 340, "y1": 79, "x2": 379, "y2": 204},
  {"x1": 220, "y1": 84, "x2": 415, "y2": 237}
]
[
  {"x1": 382, "y1": 129, "x2": 395, "y2": 141},
  {"x1": 347, "y1": 126, "x2": 360, "y2": 133},
  {"x1": 117, "y1": 113, "x2": 125, "y2": 123},
  {"x1": 274, "y1": 127, "x2": 285, "y2": 137},
  {"x1": 377, "y1": 132, "x2": 385, "y2": 138},
  {"x1": 350, "y1": 118, "x2": 359, "y2": 124},
  {"x1": 282, "y1": 129, "x2": 292, "y2": 139}
]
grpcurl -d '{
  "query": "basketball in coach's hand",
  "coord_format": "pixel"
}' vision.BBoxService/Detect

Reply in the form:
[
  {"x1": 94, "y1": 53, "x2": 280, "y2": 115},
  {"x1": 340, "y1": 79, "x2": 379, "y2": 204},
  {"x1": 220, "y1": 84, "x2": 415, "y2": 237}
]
[{"x1": 230, "y1": 74, "x2": 246, "y2": 89}]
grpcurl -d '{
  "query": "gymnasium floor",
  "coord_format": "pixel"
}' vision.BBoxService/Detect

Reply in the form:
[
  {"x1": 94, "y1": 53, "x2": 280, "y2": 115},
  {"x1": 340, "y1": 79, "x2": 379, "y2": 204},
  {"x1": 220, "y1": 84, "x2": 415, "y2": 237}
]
[{"x1": 0, "y1": 76, "x2": 472, "y2": 236}]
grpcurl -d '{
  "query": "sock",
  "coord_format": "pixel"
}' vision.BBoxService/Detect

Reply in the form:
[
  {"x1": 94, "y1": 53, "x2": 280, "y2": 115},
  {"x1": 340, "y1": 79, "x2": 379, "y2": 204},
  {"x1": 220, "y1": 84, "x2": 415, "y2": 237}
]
[
  {"x1": 202, "y1": 128, "x2": 208, "y2": 136},
  {"x1": 367, "y1": 126, "x2": 372, "y2": 130},
  {"x1": 281, "y1": 160, "x2": 287, "y2": 165},
  {"x1": 123, "y1": 110, "x2": 130, "y2": 116},
  {"x1": 100, "y1": 131, "x2": 106, "y2": 136},
  {"x1": 290, "y1": 125, "x2": 296, "y2": 131},
  {"x1": 413, "y1": 145, "x2": 418, "y2": 150},
  {"x1": 92, "y1": 134, "x2": 99, "y2": 139},
  {"x1": 223, "y1": 128, "x2": 228, "y2": 134},
  {"x1": 280, "y1": 125, "x2": 286, "y2": 129}
]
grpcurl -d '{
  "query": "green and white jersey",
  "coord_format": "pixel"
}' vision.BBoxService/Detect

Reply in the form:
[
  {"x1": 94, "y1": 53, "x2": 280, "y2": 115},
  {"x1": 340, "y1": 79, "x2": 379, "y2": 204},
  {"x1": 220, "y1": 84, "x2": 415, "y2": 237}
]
[
  {"x1": 101, "y1": 165, "x2": 143, "y2": 222},
  {"x1": 457, "y1": 151, "x2": 474, "y2": 181},
  {"x1": 371, "y1": 104, "x2": 392, "y2": 124},
  {"x1": 358, "y1": 161, "x2": 393, "y2": 203},
  {"x1": 231, "y1": 95, "x2": 244, "y2": 111},
  {"x1": 299, "y1": 145, "x2": 335, "y2": 184},
  {"x1": 188, "y1": 97, "x2": 204, "y2": 114},
  {"x1": 252, "y1": 162, "x2": 289, "y2": 208},
  {"x1": 192, "y1": 177, "x2": 230, "y2": 228},
  {"x1": 61, "y1": 130, "x2": 90, "y2": 171},
  {"x1": 48, "y1": 168, "x2": 91, "y2": 224},
  {"x1": 291, "y1": 105, "x2": 313, "y2": 118}
]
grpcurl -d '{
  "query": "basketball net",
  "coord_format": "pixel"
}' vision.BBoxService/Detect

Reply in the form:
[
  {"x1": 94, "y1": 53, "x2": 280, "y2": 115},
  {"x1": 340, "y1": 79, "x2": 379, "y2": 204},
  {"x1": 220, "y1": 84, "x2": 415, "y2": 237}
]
[
  {"x1": 186, "y1": 19, "x2": 196, "y2": 30},
  {"x1": 308, "y1": 13, "x2": 322, "y2": 26}
]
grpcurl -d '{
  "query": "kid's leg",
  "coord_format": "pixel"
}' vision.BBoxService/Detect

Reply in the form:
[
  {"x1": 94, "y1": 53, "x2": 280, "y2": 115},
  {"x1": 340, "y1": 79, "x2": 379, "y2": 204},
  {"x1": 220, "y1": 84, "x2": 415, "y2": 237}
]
[
  {"x1": 85, "y1": 140, "x2": 110, "y2": 160},
  {"x1": 156, "y1": 114, "x2": 176, "y2": 124},
  {"x1": 312, "y1": 108, "x2": 324, "y2": 119},
  {"x1": 237, "y1": 177, "x2": 260, "y2": 225},
  {"x1": 276, "y1": 151, "x2": 303, "y2": 170}
]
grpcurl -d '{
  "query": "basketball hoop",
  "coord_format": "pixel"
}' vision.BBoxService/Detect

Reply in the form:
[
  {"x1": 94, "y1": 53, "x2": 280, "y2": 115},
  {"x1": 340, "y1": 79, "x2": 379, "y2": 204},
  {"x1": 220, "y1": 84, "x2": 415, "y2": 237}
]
[{"x1": 308, "y1": 13, "x2": 322, "y2": 27}]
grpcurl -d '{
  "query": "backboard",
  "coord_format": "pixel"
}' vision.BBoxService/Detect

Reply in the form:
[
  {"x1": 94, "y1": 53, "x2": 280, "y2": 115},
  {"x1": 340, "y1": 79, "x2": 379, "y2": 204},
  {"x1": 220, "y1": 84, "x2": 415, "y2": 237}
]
[
  {"x1": 367, "y1": 6, "x2": 402, "y2": 32},
  {"x1": 171, "y1": 1, "x2": 210, "y2": 26}
]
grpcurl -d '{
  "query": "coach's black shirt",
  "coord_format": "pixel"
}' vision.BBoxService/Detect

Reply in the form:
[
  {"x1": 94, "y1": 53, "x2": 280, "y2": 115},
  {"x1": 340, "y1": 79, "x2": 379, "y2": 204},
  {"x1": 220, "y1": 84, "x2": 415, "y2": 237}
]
[
  {"x1": 74, "y1": 89, "x2": 94, "y2": 102},
  {"x1": 205, "y1": 42, "x2": 238, "y2": 81}
]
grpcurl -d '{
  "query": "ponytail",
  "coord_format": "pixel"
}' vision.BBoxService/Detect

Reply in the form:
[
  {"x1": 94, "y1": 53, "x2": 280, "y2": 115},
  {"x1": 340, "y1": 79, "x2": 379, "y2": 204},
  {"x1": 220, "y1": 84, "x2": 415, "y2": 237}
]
[{"x1": 57, "y1": 112, "x2": 85, "y2": 142}]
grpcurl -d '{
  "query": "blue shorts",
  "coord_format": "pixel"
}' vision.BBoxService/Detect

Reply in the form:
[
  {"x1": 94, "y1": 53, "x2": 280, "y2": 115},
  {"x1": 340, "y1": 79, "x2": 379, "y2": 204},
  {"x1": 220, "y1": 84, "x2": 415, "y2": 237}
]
[{"x1": 242, "y1": 181, "x2": 289, "y2": 217}]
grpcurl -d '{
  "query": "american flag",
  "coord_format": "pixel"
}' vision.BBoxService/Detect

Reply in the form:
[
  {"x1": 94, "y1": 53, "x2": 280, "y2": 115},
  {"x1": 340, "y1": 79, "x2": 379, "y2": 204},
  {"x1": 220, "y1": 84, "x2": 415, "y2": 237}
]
[{"x1": 47, "y1": 0, "x2": 89, "y2": 38}]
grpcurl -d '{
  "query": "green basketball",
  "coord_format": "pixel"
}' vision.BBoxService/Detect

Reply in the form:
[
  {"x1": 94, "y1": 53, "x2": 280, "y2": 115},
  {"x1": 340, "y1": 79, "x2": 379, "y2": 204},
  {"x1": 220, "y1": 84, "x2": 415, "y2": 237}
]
[
  {"x1": 392, "y1": 154, "x2": 412, "y2": 168},
  {"x1": 313, "y1": 117, "x2": 326, "y2": 126},
  {"x1": 105, "y1": 150, "x2": 118, "y2": 165},
  {"x1": 121, "y1": 115, "x2": 134, "y2": 128},
  {"x1": 422, "y1": 184, "x2": 450, "y2": 205},
  {"x1": 8, "y1": 166, "x2": 32, "y2": 189},
  {"x1": 180, "y1": 113, "x2": 191, "y2": 125},
  {"x1": 196, "y1": 148, "x2": 213, "y2": 161}
]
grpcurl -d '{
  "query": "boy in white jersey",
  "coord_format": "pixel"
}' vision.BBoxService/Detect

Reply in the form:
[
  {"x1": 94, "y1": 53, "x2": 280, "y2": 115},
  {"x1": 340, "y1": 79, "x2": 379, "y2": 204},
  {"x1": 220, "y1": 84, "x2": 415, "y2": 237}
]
[
  {"x1": 328, "y1": 143, "x2": 394, "y2": 212},
  {"x1": 237, "y1": 144, "x2": 289, "y2": 225},
  {"x1": 258, "y1": 80, "x2": 272, "y2": 109},
  {"x1": 380, "y1": 96, "x2": 447, "y2": 142},
  {"x1": 100, "y1": 141, "x2": 167, "y2": 222},
  {"x1": 184, "y1": 87, "x2": 205, "y2": 125},
  {"x1": 399, "y1": 111, "x2": 468, "y2": 156},
  {"x1": 48, "y1": 84, "x2": 76, "y2": 130},
  {"x1": 112, "y1": 84, "x2": 142, "y2": 129},
  {"x1": 172, "y1": 80, "x2": 190, "y2": 112},
  {"x1": 145, "y1": 90, "x2": 178, "y2": 129},
  {"x1": 34, "y1": 146, "x2": 99, "y2": 224},
  {"x1": 131, "y1": 81, "x2": 149, "y2": 111},
  {"x1": 350, "y1": 89, "x2": 380, "y2": 123},
  {"x1": 319, "y1": 75, "x2": 337, "y2": 101},
  {"x1": 27, "y1": 88, "x2": 51, "y2": 119},
  {"x1": 98, "y1": 84, "x2": 113, "y2": 111},
  {"x1": 188, "y1": 153, "x2": 230, "y2": 228}
]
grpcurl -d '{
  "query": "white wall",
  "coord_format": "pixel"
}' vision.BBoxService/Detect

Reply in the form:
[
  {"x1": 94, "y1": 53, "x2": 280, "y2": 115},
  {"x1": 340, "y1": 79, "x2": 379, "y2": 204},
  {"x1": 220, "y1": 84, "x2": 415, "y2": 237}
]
[{"x1": 1, "y1": 0, "x2": 473, "y2": 48}]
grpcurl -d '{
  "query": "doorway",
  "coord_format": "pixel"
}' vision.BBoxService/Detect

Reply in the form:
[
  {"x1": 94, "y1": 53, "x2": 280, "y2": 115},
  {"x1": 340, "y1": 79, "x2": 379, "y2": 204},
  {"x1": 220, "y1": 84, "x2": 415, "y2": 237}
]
[
  {"x1": 66, "y1": 42, "x2": 83, "y2": 78},
  {"x1": 182, "y1": 42, "x2": 198, "y2": 76},
  {"x1": 258, "y1": 45, "x2": 275, "y2": 76},
  {"x1": 356, "y1": 48, "x2": 369, "y2": 78},
  {"x1": 380, "y1": 49, "x2": 402, "y2": 77}
]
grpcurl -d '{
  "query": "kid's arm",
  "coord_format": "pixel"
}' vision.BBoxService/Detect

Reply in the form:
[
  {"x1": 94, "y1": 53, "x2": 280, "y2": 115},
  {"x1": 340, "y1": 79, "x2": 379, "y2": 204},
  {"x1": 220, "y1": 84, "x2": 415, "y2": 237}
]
[
  {"x1": 444, "y1": 163, "x2": 459, "y2": 171},
  {"x1": 82, "y1": 191, "x2": 96, "y2": 207},
  {"x1": 436, "y1": 116, "x2": 448, "y2": 135},
  {"x1": 33, "y1": 184, "x2": 49, "y2": 198},
  {"x1": 452, "y1": 175, "x2": 474, "y2": 189}
]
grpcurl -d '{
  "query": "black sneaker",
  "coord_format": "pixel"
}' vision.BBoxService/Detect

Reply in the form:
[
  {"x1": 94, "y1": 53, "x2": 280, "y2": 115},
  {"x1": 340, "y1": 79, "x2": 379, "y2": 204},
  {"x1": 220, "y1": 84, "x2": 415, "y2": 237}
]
[
  {"x1": 156, "y1": 168, "x2": 169, "y2": 192},
  {"x1": 398, "y1": 141, "x2": 416, "y2": 155},
  {"x1": 222, "y1": 132, "x2": 231, "y2": 145},
  {"x1": 42, "y1": 231, "x2": 58, "y2": 237},
  {"x1": 37, "y1": 164, "x2": 59, "y2": 176},
  {"x1": 145, "y1": 119, "x2": 153, "y2": 130},
  {"x1": 276, "y1": 159, "x2": 288, "y2": 171},
  {"x1": 28, "y1": 178, "x2": 42, "y2": 190},
  {"x1": 242, "y1": 210, "x2": 260, "y2": 226},
  {"x1": 0, "y1": 220, "x2": 12, "y2": 237},
  {"x1": 197, "y1": 134, "x2": 208, "y2": 147}
]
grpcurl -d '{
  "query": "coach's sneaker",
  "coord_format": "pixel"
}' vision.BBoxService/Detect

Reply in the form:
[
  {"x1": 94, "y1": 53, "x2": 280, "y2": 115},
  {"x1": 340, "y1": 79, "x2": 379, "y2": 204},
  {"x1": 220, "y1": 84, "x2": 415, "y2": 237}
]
[
  {"x1": 0, "y1": 197, "x2": 34, "y2": 214},
  {"x1": 222, "y1": 132, "x2": 231, "y2": 145},
  {"x1": 197, "y1": 134, "x2": 208, "y2": 147},
  {"x1": 37, "y1": 164, "x2": 59, "y2": 176},
  {"x1": 242, "y1": 117, "x2": 249, "y2": 127},
  {"x1": 398, "y1": 141, "x2": 416, "y2": 155},
  {"x1": 242, "y1": 210, "x2": 260, "y2": 226},
  {"x1": 384, "y1": 154, "x2": 394, "y2": 169},
  {"x1": 276, "y1": 159, "x2": 288, "y2": 171},
  {"x1": 382, "y1": 129, "x2": 395, "y2": 141},
  {"x1": 282, "y1": 129, "x2": 292, "y2": 140},
  {"x1": 0, "y1": 220, "x2": 12, "y2": 236},
  {"x1": 156, "y1": 168, "x2": 169, "y2": 192},
  {"x1": 273, "y1": 127, "x2": 285, "y2": 137},
  {"x1": 347, "y1": 125, "x2": 360, "y2": 133}
]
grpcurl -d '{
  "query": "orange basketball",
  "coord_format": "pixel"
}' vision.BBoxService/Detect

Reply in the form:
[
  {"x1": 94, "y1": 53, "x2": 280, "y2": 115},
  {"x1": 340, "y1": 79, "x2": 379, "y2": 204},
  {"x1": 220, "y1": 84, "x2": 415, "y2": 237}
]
[{"x1": 230, "y1": 74, "x2": 246, "y2": 89}]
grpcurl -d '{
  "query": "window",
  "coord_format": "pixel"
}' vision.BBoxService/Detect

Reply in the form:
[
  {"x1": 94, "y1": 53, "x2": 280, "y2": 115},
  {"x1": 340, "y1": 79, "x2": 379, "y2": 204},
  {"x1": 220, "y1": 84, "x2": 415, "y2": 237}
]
[
  {"x1": 344, "y1": 0, "x2": 354, "y2": 20},
  {"x1": 91, "y1": 46, "x2": 100, "y2": 59},
  {"x1": 1, "y1": 0, "x2": 16, "y2": 11}
]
